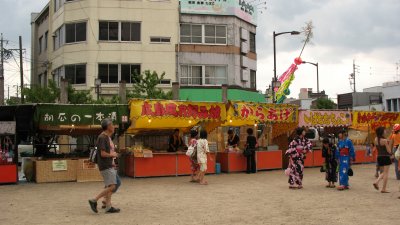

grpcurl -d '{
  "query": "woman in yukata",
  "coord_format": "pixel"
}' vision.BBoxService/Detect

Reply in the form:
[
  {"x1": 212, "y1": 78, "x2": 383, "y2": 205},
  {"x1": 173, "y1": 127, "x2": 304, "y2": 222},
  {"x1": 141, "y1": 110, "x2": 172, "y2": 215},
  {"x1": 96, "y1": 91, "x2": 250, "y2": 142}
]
[{"x1": 336, "y1": 130, "x2": 356, "y2": 191}]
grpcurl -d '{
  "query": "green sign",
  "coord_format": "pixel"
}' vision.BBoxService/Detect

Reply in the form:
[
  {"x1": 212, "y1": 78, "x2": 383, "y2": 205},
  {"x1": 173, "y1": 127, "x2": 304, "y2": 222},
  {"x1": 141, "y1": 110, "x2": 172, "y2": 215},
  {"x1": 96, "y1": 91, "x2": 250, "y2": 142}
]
[
  {"x1": 180, "y1": 0, "x2": 257, "y2": 25},
  {"x1": 34, "y1": 104, "x2": 129, "y2": 126},
  {"x1": 52, "y1": 160, "x2": 67, "y2": 171}
]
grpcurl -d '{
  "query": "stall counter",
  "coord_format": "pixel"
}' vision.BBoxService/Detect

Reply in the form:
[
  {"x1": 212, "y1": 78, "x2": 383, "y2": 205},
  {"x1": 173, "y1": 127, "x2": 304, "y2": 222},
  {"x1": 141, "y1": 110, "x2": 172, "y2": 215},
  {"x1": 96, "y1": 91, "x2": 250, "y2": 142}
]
[
  {"x1": 125, "y1": 152, "x2": 216, "y2": 178},
  {"x1": 0, "y1": 164, "x2": 18, "y2": 184}
]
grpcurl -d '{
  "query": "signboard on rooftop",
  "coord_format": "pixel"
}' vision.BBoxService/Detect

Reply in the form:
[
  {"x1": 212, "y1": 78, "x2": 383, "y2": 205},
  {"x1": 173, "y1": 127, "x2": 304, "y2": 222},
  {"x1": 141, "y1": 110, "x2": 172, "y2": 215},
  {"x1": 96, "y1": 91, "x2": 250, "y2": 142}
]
[{"x1": 180, "y1": 0, "x2": 258, "y2": 25}]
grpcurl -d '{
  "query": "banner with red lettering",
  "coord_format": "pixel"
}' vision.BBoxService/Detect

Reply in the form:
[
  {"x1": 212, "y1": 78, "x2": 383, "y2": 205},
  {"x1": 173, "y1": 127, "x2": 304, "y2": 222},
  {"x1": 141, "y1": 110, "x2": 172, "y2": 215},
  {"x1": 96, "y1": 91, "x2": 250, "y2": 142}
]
[
  {"x1": 299, "y1": 110, "x2": 352, "y2": 127},
  {"x1": 227, "y1": 101, "x2": 298, "y2": 125},
  {"x1": 352, "y1": 111, "x2": 400, "y2": 130}
]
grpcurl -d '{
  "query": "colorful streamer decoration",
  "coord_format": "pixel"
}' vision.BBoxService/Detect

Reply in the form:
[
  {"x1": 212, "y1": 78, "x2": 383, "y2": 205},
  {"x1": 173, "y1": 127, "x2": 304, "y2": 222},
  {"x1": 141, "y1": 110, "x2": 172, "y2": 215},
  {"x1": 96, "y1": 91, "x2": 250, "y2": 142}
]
[{"x1": 273, "y1": 57, "x2": 302, "y2": 104}]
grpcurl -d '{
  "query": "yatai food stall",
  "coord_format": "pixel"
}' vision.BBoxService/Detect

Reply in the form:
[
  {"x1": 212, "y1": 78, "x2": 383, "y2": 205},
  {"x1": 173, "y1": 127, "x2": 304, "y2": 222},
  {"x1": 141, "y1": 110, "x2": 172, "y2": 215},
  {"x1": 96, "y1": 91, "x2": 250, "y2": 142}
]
[
  {"x1": 217, "y1": 101, "x2": 298, "y2": 173},
  {"x1": 298, "y1": 110, "x2": 352, "y2": 167},
  {"x1": 350, "y1": 111, "x2": 400, "y2": 164},
  {"x1": 125, "y1": 99, "x2": 226, "y2": 178},
  {"x1": 33, "y1": 104, "x2": 129, "y2": 183}
]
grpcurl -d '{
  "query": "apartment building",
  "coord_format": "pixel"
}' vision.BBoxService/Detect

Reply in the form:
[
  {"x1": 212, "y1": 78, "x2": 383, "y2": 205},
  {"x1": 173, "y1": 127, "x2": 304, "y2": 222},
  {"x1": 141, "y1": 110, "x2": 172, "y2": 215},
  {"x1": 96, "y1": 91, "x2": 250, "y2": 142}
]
[
  {"x1": 178, "y1": 0, "x2": 262, "y2": 102},
  {"x1": 31, "y1": 0, "x2": 179, "y2": 96}
]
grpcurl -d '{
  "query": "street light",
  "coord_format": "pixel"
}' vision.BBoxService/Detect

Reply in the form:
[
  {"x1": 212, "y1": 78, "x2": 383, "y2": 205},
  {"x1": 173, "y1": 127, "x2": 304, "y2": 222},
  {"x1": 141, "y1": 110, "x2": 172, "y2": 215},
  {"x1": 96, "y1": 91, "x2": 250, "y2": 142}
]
[
  {"x1": 272, "y1": 30, "x2": 301, "y2": 103},
  {"x1": 95, "y1": 78, "x2": 101, "y2": 100},
  {"x1": 302, "y1": 61, "x2": 319, "y2": 93}
]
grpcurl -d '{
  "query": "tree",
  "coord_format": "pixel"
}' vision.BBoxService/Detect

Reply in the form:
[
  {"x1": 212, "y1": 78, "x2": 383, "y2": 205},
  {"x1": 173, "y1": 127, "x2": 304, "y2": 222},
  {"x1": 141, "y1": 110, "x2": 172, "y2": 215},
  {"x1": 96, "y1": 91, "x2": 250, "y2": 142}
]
[
  {"x1": 127, "y1": 70, "x2": 172, "y2": 100},
  {"x1": 67, "y1": 85, "x2": 93, "y2": 104},
  {"x1": 22, "y1": 80, "x2": 60, "y2": 103},
  {"x1": 314, "y1": 98, "x2": 336, "y2": 109}
]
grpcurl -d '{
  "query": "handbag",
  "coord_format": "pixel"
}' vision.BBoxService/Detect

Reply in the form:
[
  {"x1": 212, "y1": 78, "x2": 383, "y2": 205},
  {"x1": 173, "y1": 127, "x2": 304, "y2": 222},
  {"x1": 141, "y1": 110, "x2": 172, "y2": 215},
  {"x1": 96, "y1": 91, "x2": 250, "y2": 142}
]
[
  {"x1": 395, "y1": 146, "x2": 400, "y2": 160},
  {"x1": 243, "y1": 147, "x2": 252, "y2": 157},
  {"x1": 348, "y1": 168, "x2": 354, "y2": 176}
]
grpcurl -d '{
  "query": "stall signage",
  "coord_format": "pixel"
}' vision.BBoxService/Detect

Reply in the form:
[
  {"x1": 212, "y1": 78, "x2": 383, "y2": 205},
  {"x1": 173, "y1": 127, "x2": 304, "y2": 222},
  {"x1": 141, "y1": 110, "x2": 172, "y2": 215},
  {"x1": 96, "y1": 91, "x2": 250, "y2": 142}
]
[
  {"x1": 52, "y1": 160, "x2": 67, "y2": 171},
  {"x1": 353, "y1": 111, "x2": 400, "y2": 129},
  {"x1": 35, "y1": 105, "x2": 129, "y2": 126},
  {"x1": 180, "y1": 0, "x2": 258, "y2": 25},
  {"x1": 82, "y1": 159, "x2": 97, "y2": 170},
  {"x1": 230, "y1": 102, "x2": 298, "y2": 123},
  {"x1": 299, "y1": 111, "x2": 352, "y2": 127},
  {"x1": 132, "y1": 100, "x2": 224, "y2": 120},
  {"x1": 0, "y1": 121, "x2": 16, "y2": 134}
]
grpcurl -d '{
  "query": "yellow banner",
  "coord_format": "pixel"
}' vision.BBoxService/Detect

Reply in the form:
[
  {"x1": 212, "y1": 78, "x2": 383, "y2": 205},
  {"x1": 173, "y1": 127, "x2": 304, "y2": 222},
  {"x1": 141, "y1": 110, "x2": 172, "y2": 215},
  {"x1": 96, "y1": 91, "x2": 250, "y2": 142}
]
[
  {"x1": 226, "y1": 101, "x2": 298, "y2": 125},
  {"x1": 128, "y1": 99, "x2": 226, "y2": 132},
  {"x1": 352, "y1": 111, "x2": 400, "y2": 129}
]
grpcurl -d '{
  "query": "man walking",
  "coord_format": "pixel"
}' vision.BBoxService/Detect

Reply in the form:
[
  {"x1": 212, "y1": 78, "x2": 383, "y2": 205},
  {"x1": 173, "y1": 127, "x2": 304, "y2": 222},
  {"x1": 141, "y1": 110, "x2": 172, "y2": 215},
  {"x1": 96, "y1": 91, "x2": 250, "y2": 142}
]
[{"x1": 89, "y1": 119, "x2": 120, "y2": 213}]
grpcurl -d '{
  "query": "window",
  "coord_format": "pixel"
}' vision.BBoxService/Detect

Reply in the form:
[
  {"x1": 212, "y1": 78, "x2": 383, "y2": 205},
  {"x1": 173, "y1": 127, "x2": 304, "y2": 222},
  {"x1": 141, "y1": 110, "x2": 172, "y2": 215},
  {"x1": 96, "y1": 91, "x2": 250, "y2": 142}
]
[
  {"x1": 150, "y1": 37, "x2": 171, "y2": 43},
  {"x1": 393, "y1": 99, "x2": 399, "y2": 112},
  {"x1": 180, "y1": 24, "x2": 202, "y2": 43},
  {"x1": 250, "y1": 70, "x2": 256, "y2": 89},
  {"x1": 204, "y1": 25, "x2": 227, "y2": 44},
  {"x1": 99, "y1": 21, "x2": 119, "y2": 41},
  {"x1": 249, "y1": 32, "x2": 256, "y2": 52},
  {"x1": 44, "y1": 31, "x2": 48, "y2": 50},
  {"x1": 205, "y1": 66, "x2": 227, "y2": 85},
  {"x1": 180, "y1": 65, "x2": 227, "y2": 86},
  {"x1": 38, "y1": 73, "x2": 47, "y2": 87},
  {"x1": 180, "y1": 24, "x2": 227, "y2": 44},
  {"x1": 65, "y1": 64, "x2": 86, "y2": 84},
  {"x1": 181, "y1": 65, "x2": 202, "y2": 85},
  {"x1": 54, "y1": 0, "x2": 63, "y2": 12},
  {"x1": 53, "y1": 26, "x2": 65, "y2": 50},
  {"x1": 98, "y1": 64, "x2": 118, "y2": 83},
  {"x1": 121, "y1": 22, "x2": 141, "y2": 41},
  {"x1": 52, "y1": 67, "x2": 64, "y2": 86},
  {"x1": 38, "y1": 36, "x2": 43, "y2": 54},
  {"x1": 387, "y1": 100, "x2": 392, "y2": 111},
  {"x1": 66, "y1": 22, "x2": 86, "y2": 43},
  {"x1": 121, "y1": 64, "x2": 141, "y2": 83}
]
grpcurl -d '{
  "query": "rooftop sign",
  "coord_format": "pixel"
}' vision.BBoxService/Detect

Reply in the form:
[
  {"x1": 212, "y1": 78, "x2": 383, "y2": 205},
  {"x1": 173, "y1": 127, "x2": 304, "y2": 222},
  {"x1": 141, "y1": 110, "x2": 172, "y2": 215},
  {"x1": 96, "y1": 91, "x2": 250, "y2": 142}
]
[{"x1": 180, "y1": 0, "x2": 257, "y2": 25}]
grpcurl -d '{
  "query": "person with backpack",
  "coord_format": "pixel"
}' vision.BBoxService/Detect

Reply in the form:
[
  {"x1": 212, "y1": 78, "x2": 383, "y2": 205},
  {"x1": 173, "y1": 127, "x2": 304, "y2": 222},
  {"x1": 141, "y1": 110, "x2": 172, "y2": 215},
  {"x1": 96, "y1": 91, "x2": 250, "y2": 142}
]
[{"x1": 88, "y1": 119, "x2": 120, "y2": 214}]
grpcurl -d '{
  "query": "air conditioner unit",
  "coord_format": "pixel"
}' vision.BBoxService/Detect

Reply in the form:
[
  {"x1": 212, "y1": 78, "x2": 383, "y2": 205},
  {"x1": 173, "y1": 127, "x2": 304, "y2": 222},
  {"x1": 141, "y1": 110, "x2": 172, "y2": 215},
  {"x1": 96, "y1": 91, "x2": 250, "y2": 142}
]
[
  {"x1": 240, "y1": 28, "x2": 249, "y2": 41},
  {"x1": 241, "y1": 69, "x2": 249, "y2": 81}
]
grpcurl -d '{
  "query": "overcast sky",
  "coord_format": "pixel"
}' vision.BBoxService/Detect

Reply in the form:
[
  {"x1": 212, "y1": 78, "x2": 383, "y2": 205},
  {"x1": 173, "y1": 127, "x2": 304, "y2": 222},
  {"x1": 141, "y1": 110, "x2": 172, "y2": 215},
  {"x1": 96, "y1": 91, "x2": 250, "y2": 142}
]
[{"x1": 1, "y1": 0, "x2": 399, "y2": 99}]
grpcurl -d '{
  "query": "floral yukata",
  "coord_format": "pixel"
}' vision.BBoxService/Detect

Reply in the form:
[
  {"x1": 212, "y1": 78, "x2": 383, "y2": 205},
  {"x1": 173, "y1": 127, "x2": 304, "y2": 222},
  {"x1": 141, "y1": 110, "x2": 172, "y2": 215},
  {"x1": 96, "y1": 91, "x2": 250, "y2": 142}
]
[
  {"x1": 286, "y1": 136, "x2": 312, "y2": 187},
  {"x1": 336, "y1": 138, "x2": 355, "y2": 188}
]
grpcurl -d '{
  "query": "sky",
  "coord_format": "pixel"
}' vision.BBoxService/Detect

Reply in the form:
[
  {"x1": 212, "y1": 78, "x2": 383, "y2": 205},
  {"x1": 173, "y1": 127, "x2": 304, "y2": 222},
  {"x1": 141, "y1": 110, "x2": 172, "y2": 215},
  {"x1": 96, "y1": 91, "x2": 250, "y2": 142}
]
[{"x1": 1, "y1": 0, "x2": 399, "y2": 100}]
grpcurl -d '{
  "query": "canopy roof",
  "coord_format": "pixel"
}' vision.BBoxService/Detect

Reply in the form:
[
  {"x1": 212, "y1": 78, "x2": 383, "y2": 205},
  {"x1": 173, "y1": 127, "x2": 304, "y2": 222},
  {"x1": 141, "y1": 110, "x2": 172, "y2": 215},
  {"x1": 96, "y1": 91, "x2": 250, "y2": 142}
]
[
  {"x1": 128, "y1": 99, "x2": 226, "y2": 133},
  {"x1": 223, "y1": 101, "x2": 298, "y2": 127}
]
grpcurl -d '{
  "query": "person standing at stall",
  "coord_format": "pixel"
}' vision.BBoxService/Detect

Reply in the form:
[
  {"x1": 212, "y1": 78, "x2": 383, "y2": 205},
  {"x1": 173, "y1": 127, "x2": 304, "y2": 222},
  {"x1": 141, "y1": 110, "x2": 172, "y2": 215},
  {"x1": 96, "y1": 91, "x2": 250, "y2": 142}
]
[
  {"x1": 168, "y1": 129, "x2": 184, "y2": 152},
  {"x1": 286, "y1": 127, "x2": 312, "y2": 189},
  {"x1": 197, "y1": 130, "x2": 210, "y2": 185},
  {"x1": 188, "y1": 129, "x2": 199, "y2": 183},
  {"x1": 245, "y1": 128, "x2": 257, "y2": 174},
  {"x1": 226, "y1": 129, "x2": 240, "y2": 150},
  {"x1": 373, "y1": 127, "x2": 393, "y2": 193},
  {"x1": 336, "y1": 130, "x2": 355, "y2": 191},
  {"x1": 89, "y1": 119, "x2": 120, "y2": 214},
  {"x1": 322, "y1": 138, "x2": 338, "y2": 188},
  {"x1": 389, "y1": 124, "x2": 400, "y2": 180}
]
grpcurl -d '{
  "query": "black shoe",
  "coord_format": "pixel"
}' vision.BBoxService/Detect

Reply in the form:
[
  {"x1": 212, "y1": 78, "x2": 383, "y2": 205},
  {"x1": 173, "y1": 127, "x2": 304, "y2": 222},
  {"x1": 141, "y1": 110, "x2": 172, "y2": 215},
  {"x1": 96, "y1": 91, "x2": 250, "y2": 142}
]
[
  {"x1": 106, "y1": 207, "x2": 120, "y2": 213},
  {"x1": 88, "y1": 200, "x2": 98, "y2": 213}
]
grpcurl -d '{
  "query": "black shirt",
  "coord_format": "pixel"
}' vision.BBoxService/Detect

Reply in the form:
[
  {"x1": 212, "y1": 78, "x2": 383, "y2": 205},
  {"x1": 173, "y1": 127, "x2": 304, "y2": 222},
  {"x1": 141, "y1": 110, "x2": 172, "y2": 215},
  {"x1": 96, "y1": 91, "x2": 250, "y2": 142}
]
[
  {"x1": 168, "y1": 135, "x2": 183, "y2": 152},
  {"x1": 96, "y1": 132, "x2": 113, "y2": 171},
  {"x1": 227, "y1": 135, "x2": 240, "y2": 147},
  {"x1": 246, "y1": 135, "x2": 257, "y2": 149}
]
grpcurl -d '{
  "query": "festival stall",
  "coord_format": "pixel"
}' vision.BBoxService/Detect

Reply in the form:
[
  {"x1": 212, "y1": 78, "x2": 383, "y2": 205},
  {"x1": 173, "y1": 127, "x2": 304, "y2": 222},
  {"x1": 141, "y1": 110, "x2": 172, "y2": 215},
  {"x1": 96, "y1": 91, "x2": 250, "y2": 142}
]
[
  {"x1": 125, "y1": 99, "x2": 226, "y2": 178},
  {"x1": 33, "y1": 104, "x2": 129, "y2": 183},
  {"x1": 0, "y1": 121, "x2": 18, "y2": 184},
  {"x1": 217, "y1": 101, "x2": 298, "y2": 172},
  {"x1": 298, "y1": 110, "x2": 352, "y2": 167},
  {"x1": 350, "y1": 111, "x2": 400, "y2": 164}
]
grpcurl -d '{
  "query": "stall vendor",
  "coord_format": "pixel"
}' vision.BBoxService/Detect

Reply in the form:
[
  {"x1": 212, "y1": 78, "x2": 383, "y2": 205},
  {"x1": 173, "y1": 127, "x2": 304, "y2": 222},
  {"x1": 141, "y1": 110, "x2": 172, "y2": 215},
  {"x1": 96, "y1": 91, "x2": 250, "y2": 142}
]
[
  {"x1": 168, "y1": 129, "x2": 185, "y2": 152},
  {"x1": 226, "y1": 129, "x2": 240, "y2": 148}
]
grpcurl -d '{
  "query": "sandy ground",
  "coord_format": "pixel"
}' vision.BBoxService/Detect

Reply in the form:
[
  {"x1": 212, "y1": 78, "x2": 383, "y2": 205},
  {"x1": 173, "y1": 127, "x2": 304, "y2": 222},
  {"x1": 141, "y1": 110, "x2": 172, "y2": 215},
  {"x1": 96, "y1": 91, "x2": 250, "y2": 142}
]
[{"x1": 1, "y1": 164, "x2": 399, "y2": 225}]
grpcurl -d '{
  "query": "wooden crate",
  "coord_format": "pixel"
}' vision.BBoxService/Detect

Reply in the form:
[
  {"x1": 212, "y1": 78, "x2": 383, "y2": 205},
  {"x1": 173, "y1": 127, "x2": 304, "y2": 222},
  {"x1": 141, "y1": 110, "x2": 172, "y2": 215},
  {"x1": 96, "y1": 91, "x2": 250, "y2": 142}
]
[
  {"x1": 76, "y1": 159, "x2": 103, "y2": 182},
  {"x1": 35, "y1": 159, "x2": 77, "y2": 183}
]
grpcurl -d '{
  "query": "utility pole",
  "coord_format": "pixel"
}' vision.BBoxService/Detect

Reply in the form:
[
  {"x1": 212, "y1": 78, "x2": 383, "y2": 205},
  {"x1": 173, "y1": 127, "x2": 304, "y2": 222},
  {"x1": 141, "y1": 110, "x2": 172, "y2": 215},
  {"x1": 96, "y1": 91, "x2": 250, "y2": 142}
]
[
  {"x1": 19, "y1": 36, "x2": 24, "y2": 103},
  {"x1": 349, "y1": 59, "x2": 359, "y2": 93},
  {"x1": 0, "y1": 33, "x2": 4, "y2": 105}
]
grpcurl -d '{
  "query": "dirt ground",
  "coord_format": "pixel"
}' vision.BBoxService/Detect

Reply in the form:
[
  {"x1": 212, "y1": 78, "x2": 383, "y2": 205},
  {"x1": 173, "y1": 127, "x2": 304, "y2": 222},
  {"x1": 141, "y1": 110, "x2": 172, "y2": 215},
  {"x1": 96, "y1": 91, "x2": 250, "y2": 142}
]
[{"x1": 1, "y1": 164, "x2": 399, "y2": 225}]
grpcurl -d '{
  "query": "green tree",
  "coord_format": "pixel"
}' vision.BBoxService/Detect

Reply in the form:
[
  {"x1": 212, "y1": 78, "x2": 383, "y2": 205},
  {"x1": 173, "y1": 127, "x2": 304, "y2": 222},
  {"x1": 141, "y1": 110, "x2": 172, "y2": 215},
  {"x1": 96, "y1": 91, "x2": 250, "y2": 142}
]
[
  {"x1": 67, "y1": 85, "x2": 93, "y2": 104},
  {"x1": 127, "y1": 70, "x2": 172, "y2": 100},
  {"x1": 314, "y1": 98, "x2": 336, "y2": 109},
  {"x1": 22, "y1": 80, "x2": 60, "y2": 103}
]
